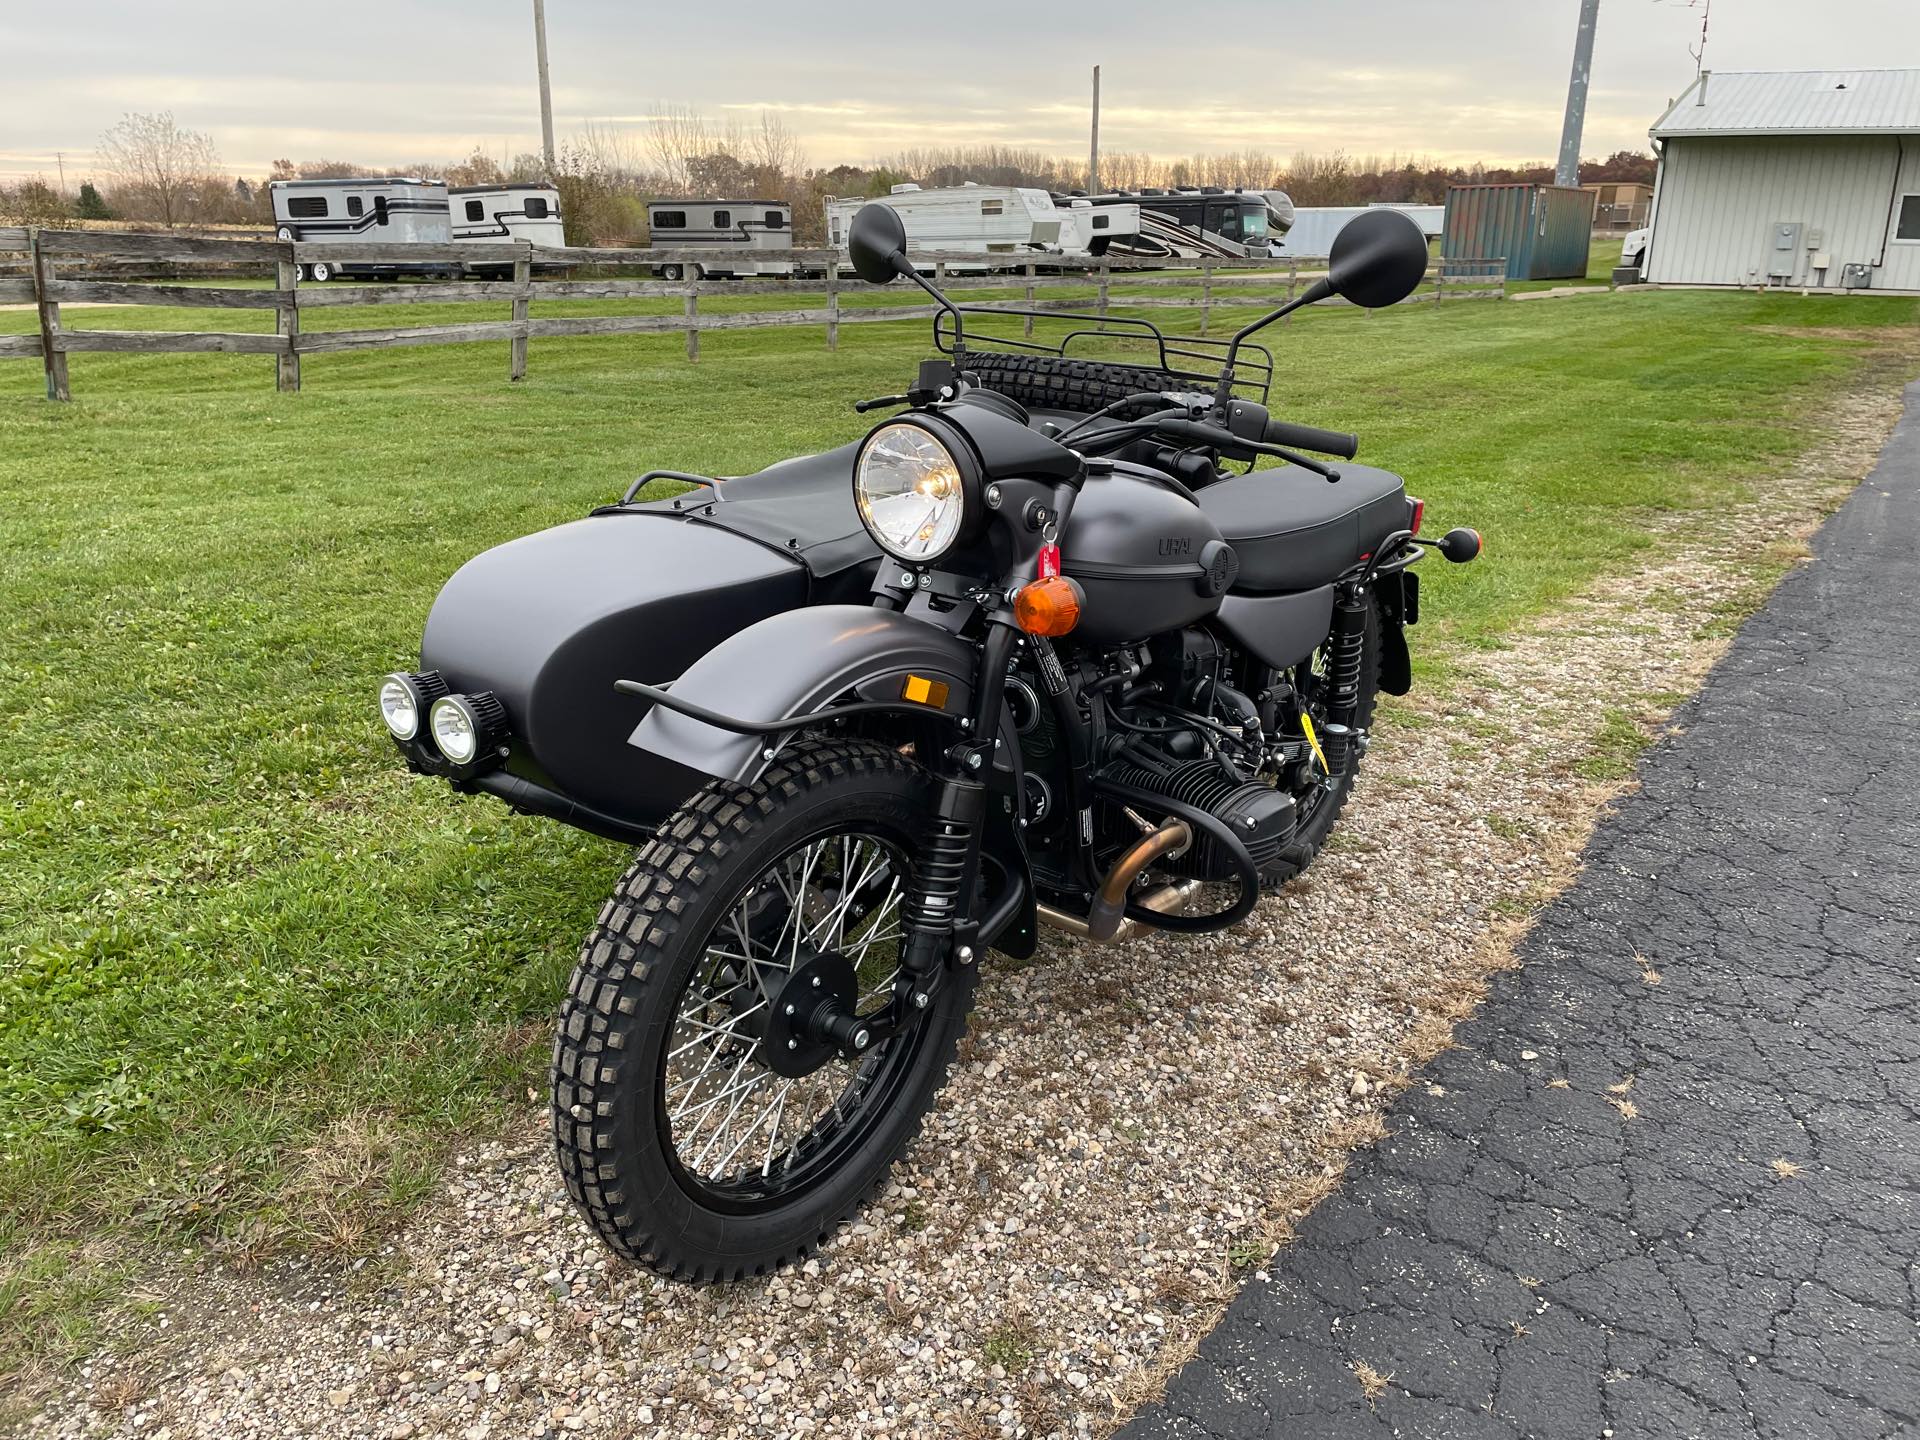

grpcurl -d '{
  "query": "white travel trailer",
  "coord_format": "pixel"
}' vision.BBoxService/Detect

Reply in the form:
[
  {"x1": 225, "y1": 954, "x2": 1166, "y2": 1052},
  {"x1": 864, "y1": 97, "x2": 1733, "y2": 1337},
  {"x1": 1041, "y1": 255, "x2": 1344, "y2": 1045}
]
[
  {"x1": 451, "y1": 184, "x2": 567, "y2": 276},
  {"x1": 269, "y1": 177, "x2": 452, "y2": 281},
  {"x1": 1055, "y1": 197, "x2": 1143, "y2": 258},
  {"x1": 450, "y1": 184, "x2": 565, "y2": 247},
  {"x1": 825, "y1": 184, "x2": 1064, "y2": 271},
  {"x1": 646, "y1": 199, "x2": 795, "y2": 279}
]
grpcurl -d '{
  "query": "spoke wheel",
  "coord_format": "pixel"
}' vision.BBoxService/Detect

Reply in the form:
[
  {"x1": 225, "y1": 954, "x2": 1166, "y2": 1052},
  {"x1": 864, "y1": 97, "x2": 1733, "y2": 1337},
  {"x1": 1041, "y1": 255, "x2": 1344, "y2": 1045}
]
[
  {"x1": 552, "y1": 739, "x2": 973, "y2": 1281},
  {"x1": 660, "y1": 828, "x2": 913, "y2": 1210}
]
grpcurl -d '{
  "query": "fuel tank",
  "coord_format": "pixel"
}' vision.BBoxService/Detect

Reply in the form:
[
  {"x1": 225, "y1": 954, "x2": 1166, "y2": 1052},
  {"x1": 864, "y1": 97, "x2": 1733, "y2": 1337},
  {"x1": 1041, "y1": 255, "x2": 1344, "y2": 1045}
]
[{"x1": 1060, "y1": 467, "x2": 1230, "y2": 645}]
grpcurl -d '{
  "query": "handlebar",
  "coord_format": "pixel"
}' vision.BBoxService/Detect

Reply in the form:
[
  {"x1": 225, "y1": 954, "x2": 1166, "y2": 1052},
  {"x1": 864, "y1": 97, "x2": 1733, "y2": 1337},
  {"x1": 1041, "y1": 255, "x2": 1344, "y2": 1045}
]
[{"x1": 1262, "y1": 418, "x2": 1358, "y2": 461}]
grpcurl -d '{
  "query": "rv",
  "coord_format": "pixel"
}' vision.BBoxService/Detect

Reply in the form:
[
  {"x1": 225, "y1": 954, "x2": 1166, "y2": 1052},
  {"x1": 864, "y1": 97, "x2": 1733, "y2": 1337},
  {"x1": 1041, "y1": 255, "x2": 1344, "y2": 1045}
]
[
  {"x1": 1068, "y1": 187, "x2": 1286, "y2": 261},
  {"x1": 269, "y1": 177, "x2": 452, "y2": 281},
  {"x1": 825, "y1": 184, "x2": 1064, "y2": 272},
  {"x1": 450, "y1": 184, "x2": 566, "y2": 276},
  {"x1": 450, "y1": 184, "x2": 565, "y2": 246},
  {"x1": 1055, "y1": 196, "x2": 1142, "y2": 258},
  {"x1": 646, "y1": 200, "x2": 795, "y2": 279}
]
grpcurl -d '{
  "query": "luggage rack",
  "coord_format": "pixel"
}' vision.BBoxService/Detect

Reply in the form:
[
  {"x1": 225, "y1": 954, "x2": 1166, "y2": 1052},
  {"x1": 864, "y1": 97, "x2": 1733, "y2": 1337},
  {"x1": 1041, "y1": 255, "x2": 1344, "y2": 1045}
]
[{"x1": 933, "y1": 304, "x2": 1274, "y2": 407}]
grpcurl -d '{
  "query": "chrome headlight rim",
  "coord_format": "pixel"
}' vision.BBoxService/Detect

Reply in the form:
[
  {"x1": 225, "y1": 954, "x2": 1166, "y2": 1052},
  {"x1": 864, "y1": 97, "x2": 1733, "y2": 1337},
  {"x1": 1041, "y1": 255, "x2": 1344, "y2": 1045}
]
[
  {"x1": 852, "y1": 414, "x2": 982, "y2": 565},
  {"x1": 427, "y1": 690, "x2": 508, "y2": 771},
  {"x1": 380, "y1": 670, "x2": 448, "y2": 743}
]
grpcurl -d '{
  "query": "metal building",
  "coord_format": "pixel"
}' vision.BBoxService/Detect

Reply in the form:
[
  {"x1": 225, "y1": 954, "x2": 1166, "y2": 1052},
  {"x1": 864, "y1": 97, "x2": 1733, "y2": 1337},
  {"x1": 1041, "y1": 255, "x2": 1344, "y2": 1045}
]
[
  {"x1": 1645, "y1": 69, "x2": 1920, "y2": 292},
  {"x1": 1442, "y1": 184, "x2": 1593, "y2": 280}
]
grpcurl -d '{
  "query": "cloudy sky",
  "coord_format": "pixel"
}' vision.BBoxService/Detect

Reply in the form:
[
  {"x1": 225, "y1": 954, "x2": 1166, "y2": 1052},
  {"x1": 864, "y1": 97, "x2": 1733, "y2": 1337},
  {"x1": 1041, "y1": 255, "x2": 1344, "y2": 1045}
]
[{"x1": 4, "y1": 0, "x2": 1917, "y2": 185}]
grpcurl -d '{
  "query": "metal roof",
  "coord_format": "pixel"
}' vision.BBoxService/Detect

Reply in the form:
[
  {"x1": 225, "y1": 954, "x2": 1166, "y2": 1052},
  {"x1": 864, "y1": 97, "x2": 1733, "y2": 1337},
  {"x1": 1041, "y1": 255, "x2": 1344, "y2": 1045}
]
[{"x1": 1652, "y1": 69, "x2": 1920, "y2": 138}]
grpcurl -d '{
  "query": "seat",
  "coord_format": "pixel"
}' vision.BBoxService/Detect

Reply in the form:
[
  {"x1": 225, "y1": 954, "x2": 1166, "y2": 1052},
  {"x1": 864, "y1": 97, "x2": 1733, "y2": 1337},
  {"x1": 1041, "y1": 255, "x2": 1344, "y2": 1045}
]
[{"x1": 1197, "y1": 463, "x2": 1409, "y2": 592}]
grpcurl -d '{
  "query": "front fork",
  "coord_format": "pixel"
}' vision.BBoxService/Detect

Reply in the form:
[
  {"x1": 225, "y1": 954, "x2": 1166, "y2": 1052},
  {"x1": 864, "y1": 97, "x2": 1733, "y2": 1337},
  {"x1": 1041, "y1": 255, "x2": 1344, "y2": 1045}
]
[{"x1": 870, "y1": 619, "x2": 1018, "y2": 1033}]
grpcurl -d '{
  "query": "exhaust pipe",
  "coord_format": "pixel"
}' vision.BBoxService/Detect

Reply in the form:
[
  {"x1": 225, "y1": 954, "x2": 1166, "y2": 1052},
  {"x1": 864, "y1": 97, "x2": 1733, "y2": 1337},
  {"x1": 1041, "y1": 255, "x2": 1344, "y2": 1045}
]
[{"x1": 1036, "y1": 816, "x2": 1196, "y2": 943}]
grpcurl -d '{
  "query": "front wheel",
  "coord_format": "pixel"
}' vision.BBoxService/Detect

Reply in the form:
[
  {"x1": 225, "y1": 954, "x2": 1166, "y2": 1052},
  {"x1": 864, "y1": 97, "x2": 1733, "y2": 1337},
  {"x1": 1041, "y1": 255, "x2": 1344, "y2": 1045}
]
[{"x1": 551, "y1": 739, "x2": 973, "y2": 1281}]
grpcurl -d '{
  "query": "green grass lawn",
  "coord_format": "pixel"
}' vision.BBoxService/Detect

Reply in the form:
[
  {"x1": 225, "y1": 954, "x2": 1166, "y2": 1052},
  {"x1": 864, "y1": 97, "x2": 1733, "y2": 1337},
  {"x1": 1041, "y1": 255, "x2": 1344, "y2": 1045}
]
[{"x1": 2, "y1": 281, "x2": 1915, "y2": 1384}]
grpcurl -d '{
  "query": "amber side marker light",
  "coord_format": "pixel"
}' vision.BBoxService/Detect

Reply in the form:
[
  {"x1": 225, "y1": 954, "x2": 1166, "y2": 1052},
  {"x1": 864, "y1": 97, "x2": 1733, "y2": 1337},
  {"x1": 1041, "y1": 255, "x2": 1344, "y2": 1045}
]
[
  {"x1": 901, "y1": 674, "x2": 951, "y2": 708},
  {"x1": 1013, "y1": 576, "x2": 1084, "y2": 637}
]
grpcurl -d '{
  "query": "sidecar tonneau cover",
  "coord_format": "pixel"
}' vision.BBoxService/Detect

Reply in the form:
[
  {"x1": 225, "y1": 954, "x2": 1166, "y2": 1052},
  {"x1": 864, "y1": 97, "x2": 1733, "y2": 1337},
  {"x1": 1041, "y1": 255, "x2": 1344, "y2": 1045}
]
[{"x1": 626, "y1": 442, "x2": 880, "y2": 582}]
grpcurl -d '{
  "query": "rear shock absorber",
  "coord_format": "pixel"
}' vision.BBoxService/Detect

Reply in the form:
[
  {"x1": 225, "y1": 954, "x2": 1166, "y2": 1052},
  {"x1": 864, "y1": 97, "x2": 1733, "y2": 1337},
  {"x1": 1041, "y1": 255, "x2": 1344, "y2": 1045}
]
[{"x1": 1319, "y1": 582, "x2": 1370, "y2": 776}]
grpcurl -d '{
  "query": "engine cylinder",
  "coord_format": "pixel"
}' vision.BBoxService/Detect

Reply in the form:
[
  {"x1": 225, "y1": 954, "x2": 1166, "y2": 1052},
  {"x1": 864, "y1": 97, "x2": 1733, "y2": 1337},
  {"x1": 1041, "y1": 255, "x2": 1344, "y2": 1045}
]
[{"x1": 1101, "y1": 758, "x2": 1296, "y2": 877}]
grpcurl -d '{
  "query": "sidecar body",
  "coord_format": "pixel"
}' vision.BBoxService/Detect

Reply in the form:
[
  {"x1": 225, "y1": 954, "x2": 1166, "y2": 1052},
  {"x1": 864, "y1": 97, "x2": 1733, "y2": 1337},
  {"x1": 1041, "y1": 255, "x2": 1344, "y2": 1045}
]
[{"x1": 409, "y1": 448, "x2": 881, "y2": 842}]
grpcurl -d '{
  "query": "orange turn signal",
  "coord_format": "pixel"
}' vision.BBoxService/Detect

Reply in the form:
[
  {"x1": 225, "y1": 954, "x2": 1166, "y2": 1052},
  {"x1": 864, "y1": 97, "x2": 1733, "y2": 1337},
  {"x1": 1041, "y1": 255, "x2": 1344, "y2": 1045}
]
[{"x1": 1013, "y1": 576, "x2": 1084, "y2": 637}]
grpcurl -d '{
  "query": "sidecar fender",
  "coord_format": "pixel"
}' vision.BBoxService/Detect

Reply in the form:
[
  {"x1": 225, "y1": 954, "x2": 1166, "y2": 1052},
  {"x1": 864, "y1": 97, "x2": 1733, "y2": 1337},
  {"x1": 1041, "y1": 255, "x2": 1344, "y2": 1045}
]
[{"x1": 631, "y1": 605, "x2": 977, "y2": 785}]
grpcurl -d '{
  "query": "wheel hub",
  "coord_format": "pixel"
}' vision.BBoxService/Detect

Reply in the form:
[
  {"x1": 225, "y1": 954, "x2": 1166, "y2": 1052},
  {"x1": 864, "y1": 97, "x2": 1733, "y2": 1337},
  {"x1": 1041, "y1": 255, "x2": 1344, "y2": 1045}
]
[{"x1": 762, "y1": 950, "x2": 865, "y2": 1078}]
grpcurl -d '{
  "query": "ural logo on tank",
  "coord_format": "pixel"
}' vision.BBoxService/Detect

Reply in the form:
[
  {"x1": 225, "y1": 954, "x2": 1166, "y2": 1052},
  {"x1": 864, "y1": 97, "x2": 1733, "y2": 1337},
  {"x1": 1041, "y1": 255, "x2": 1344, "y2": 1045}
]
[{"x1": 1157, "y1": 536, "x2": 1194, "y2": 556}]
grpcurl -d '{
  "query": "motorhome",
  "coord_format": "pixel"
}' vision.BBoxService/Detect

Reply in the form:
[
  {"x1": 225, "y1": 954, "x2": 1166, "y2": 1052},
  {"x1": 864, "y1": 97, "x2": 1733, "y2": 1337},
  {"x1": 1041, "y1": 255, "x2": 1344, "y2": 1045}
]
[
  {"x1": 646, "y1": 200, "x2": 795, "y2": 279},
  {"x1": 268, "y1": 177, "x2": 452, "y2": 281},
  {"x1": 1067, "y1": 187, "x2": 1287, "y2": 261},
  {"x1": 825, "y1": 184, "x2": 1064, "y2": 271}
]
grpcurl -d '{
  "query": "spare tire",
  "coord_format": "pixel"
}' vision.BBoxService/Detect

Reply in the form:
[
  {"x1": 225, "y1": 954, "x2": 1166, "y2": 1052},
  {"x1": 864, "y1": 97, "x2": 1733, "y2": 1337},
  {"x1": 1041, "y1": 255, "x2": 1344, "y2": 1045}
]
[{"x1": 961, "y1": 352, "x2": 1192, "y2": 418}]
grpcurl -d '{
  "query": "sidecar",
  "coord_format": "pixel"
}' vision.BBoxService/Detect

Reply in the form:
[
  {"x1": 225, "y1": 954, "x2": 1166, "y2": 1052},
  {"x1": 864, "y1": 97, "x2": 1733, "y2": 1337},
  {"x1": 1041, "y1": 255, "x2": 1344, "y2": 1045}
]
[{"x1": 387, "y1": 448, "x2": 882, "y2": 843}]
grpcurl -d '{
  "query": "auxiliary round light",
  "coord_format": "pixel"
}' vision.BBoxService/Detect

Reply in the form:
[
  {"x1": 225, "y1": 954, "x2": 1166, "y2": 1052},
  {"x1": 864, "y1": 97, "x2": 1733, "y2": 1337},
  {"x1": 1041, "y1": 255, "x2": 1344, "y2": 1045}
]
[
  {"x1": 854, "y1": 421, "x2": 971, "y2": 563},
  {"x1": 380, "y1": 675, "x2": 423, "y2": 740},
  {"x1": 430, "y1": 696, "x2": 482, "y2": 765}
]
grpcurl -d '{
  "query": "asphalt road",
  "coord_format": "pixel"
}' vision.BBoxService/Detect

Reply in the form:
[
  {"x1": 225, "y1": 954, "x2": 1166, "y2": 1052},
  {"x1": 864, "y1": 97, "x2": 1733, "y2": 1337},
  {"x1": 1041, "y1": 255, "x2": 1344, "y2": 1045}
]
[{"x1": 1123, "y1": 383, "x2": 1920, "y2": 1440}]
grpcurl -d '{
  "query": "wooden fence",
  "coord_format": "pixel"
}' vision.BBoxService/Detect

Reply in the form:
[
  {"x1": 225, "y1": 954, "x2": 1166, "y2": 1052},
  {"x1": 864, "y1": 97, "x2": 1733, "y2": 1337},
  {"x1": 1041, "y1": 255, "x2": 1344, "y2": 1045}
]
[{"x1": 0, "y1": 227, "x2": 1509, "y2": 401}]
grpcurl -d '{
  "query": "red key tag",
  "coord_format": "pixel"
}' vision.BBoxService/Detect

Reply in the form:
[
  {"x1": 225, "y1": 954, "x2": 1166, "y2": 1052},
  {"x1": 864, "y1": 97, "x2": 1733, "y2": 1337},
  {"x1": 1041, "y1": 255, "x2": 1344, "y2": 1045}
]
[{"x1": 1037, "y1": 543, "x2": 1061, "y2": 579}]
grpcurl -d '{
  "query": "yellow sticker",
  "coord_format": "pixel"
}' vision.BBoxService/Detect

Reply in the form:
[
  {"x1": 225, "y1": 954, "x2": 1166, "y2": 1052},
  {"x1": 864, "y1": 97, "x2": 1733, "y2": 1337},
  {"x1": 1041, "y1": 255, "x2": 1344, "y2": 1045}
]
[{"x1": 1299, "y1": 711, "x2": 1330, "y2": 773}]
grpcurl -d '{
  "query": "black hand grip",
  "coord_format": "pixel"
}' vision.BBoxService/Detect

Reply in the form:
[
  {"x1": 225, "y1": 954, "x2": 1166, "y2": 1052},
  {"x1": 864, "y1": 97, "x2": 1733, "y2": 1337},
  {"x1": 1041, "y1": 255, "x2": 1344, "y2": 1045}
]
[{"x1": 1264, "y1": 419, "x2": 1358, "y2": 460}]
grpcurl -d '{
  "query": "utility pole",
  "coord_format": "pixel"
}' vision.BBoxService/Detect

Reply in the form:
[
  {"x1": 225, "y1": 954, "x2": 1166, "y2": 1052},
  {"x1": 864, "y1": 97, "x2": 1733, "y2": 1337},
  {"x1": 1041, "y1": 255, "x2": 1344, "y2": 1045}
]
[
  {"x1": 1555, "y1": 0, "x2": 1601, "y2": 188},
  {"x1": 1088, "y1": 65, "x2": 1101, "y2": 192},
  {"x1": 533, "y1": 0, "x2": 557, "y2": 173},
  {"x1": 55, "y1": 151, "x2": 66, "y2": 195}
]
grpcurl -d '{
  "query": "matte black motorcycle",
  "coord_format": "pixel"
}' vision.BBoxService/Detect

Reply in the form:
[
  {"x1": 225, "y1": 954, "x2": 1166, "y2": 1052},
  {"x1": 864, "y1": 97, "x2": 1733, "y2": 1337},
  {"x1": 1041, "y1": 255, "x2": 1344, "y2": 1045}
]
[{"x1": 379, "y1": 205, "x2": 1481, "y2": 1281}]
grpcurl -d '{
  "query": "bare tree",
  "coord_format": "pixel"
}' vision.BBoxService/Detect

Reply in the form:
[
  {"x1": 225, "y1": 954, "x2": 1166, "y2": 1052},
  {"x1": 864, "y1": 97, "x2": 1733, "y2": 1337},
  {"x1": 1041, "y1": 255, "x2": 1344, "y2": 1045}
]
[{"x1": 97, "y1": 112, "x2": 220, "y2": 227}]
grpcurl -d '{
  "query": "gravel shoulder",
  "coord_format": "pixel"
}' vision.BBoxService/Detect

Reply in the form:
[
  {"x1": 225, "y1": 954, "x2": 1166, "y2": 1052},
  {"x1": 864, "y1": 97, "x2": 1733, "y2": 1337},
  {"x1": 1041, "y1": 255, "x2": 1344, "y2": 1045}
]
[
  {"x1": 20, "y1": 358, "x2": 1917, "y2": 1440},
  {"x1": 1121, "y1": 378, "x2": 1920, "y2": 1440}
]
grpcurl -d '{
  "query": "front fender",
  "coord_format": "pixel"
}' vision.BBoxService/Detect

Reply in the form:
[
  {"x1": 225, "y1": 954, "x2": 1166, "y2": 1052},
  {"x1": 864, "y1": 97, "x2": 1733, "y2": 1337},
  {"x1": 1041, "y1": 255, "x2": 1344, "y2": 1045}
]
[{"x1": 631, "y1": 605, "x2": 977, "y2": 785}]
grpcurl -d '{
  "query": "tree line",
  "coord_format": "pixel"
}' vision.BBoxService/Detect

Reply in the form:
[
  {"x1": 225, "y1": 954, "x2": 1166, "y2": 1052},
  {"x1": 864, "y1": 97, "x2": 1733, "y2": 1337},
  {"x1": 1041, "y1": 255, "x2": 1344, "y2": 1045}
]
[{"x1": 1, "y1": 109, "x2": 1658, "y2": 245}]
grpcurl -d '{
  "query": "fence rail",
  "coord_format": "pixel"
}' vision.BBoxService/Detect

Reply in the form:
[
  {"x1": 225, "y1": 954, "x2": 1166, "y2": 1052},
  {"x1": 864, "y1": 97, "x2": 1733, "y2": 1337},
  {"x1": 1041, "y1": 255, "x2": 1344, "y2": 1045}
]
[{"x1": 1, "y1": 228, "x2": 1511, "y2": 401}]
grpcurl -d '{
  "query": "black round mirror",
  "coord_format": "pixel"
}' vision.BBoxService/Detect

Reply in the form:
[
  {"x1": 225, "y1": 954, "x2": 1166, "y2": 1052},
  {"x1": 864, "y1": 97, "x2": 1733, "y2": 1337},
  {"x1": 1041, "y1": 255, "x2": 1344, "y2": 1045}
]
[
  {"x1": 848, "y1": 202, "x2": 909, "y2": 285},
  {"x1": 1327, "y1": 209, "x2": 1430, "y2": 309}
]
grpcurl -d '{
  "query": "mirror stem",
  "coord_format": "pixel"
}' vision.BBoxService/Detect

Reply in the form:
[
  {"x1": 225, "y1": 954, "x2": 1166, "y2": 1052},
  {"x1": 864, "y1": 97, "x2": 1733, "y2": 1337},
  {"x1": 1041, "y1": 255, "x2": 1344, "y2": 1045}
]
[
  {"x1": 900, "y1": 260, "x2": 967, "y2": 362},
  {"x1": 1213, "y1": 276, "x2": 1335, "y2": 413}
]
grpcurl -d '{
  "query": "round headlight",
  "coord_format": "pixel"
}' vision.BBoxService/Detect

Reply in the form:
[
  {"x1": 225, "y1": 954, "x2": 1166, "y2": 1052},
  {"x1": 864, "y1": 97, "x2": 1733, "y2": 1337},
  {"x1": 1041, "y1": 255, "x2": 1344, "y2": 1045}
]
[
  {"x1": 430, "y1": 696, "x2": 480, "y2": 765},
  {"x1": 380, "y1": 675, "x2": 421, "y2": 740},
  {"x1": 854, "y1": 421, "x2": 970, "y2": 563}
]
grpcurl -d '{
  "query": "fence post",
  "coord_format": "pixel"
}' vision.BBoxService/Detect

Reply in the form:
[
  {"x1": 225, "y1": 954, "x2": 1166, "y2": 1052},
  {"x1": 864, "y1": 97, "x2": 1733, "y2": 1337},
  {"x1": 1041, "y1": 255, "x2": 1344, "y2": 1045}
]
[
  {"x1": 509, "y1": 243, "x2": 531, "y2": 381},
  {"x1": 275, "y1": 253, "x2": 301, "y2": 392},
  {"x1": 1024, "y1": 262, "x2": 1035, "y2": 339},
  {"x1": 29, "y1": 229, "x2": 70, "y2": 402},
  {"x1": 1200, "y1": 260, "x2": 1214, "y2": 335},
  {"x1": 1097, "y1": 261, "x2": 1110, "y2": 328},
  {"x1": 684, "y1": 285, "x2": 699, "y2": 363},
  {"x1": 824, "y1": 258, "x2": 839, "y2": 351}
]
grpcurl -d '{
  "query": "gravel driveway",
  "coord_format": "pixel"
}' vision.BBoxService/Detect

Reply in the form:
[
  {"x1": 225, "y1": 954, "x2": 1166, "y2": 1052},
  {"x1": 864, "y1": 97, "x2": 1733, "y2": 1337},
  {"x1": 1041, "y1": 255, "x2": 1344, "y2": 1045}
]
[
  {"x1": 1122, "y1": 385, "x2": 1920, "y2": 1439},
  {"x1": 23, "y1": 372, "x2": 1914, "y2": 1440}
]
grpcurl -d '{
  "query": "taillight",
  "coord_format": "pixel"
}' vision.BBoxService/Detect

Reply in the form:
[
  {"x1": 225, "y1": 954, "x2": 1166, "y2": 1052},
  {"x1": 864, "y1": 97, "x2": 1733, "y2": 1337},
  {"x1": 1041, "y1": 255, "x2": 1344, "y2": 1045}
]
[{"x1": 1408, "y1": 496, "x2": 1425, "y2": 535}]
